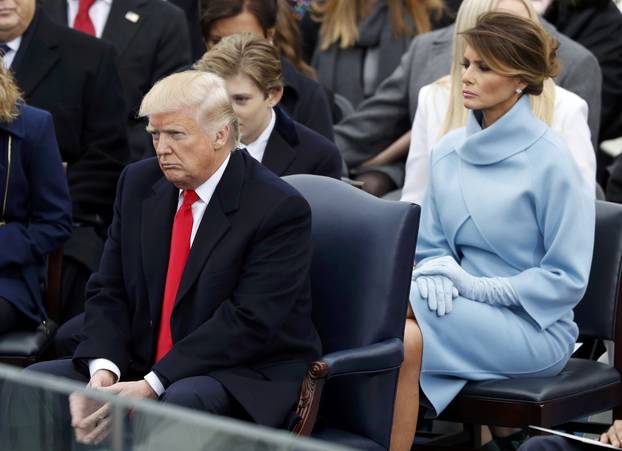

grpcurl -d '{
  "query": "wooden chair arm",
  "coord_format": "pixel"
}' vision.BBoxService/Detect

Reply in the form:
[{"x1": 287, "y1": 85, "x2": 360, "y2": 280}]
[{"x1": 292, "y1": 361, "x2": 329, "y2": 436}]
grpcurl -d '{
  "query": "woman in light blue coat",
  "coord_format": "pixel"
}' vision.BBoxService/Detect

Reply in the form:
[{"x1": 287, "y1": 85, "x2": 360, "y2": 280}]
[{"x1": 391, "y1": 12, "x2": 595, "y2": 451}]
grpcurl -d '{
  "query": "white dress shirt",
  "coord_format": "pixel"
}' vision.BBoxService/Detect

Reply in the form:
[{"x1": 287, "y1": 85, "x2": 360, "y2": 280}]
[
  {"x1": 67, "y1": 0, "x2": 113, "y2": 38},
  {"x1": 400, "y1": 81, "x2": 596, "y2": 205},
  {"x1": 244, "y1": 108, "x2": 276, "y2": 163},
  {"x1": 1, "y1": 36, "x2": 22, "y2": 69},
  {"x1": 90, "y1": 153, "x2": 231, "y2": 396}
]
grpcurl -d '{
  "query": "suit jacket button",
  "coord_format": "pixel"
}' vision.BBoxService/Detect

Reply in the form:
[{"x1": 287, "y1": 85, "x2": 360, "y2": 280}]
[{"x1": 148, "y1": 320, "x2": 153, "y2": 328}]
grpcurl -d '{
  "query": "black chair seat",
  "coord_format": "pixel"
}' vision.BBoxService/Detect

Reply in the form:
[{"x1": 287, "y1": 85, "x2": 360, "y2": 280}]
[
  {"x1": 459, "y1": 359, "x2": 620, "y2": 403},
  {"x1": 0, "y1": 321, "x2": 57, "y2": 358}
]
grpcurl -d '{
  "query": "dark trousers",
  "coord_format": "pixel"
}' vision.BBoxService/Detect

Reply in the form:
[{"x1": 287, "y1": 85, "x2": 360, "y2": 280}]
[{"x1": 1, "y1": 358, "x2": 248, "y2": 449}]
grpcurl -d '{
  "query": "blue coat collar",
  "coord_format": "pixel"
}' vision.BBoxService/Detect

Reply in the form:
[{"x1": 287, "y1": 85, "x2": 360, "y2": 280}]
[
  {"x1": 457, "y1": 95, "x2": 547, "y2": 165},
  {"x1": 0, "y1": 110, "x2": 25, "y2": 138}
]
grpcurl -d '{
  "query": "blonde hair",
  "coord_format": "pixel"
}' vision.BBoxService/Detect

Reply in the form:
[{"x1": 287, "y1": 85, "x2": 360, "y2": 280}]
[
  {"x1": 139, "y1": 71, "x2": 240, "y2": 146},
  {"x1": 312, "y1": 0, "x2": 444, "y2": 50},
  {"x1": 440, "y1": 0, "x2": 556, "y2": 136},
  {"x1": 194, "y1": 33, "x2": 283, "y2": 96},
  {"x1": 0, "y1": 64, "x2": 23, "y2": 123}
]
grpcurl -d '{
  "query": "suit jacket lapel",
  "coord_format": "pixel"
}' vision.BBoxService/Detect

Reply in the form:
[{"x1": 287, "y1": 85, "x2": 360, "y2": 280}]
[
  {"x1": 174, "y1": 150, "x2": 246, "y2": 305},
  {"x1": 141, "y1": 177, "x2": 178, "y2": 323},
  {"x1": 102, "y1": 0, "x2": 145, "y2": 57},
  {"x1": 261, "y1": 108, "x2": 297, "y2": 176},
  {"x1": 12, "y1": 13, "x2": 60, "y2": 98}
]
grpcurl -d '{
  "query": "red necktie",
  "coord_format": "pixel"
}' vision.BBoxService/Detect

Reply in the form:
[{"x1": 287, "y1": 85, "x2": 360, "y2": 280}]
[
  {"x1": 155, "y1": 190, "x2": 200, "y2": 362},
  {"x1": 73, "y1": 0, "x2": 97, "y2": 36}
]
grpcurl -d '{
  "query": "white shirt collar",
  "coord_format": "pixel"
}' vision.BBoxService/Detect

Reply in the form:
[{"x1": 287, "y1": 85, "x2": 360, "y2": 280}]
[
  {"x1": 244, "y1": 108, "x2": 276, "y2": 163},
  {"x1": 1, "y1": 36, "x2": 22, "y2": 69},
  {"x1": 178, "y1": 152, "x2": 231, "y2": 205}
]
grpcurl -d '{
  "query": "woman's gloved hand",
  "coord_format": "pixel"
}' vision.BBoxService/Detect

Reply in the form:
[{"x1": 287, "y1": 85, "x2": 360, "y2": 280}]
[
  {"x1": 413, "y1": 274, "x2": 459, "y2": 316},
  {"x1": 413, "y1": 256, "x2": 519, "y2": 307}
]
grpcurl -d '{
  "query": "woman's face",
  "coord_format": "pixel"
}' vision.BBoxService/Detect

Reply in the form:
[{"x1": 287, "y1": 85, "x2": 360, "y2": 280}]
[
  {"x1": 461, "y1": 45, "x2": 526, "y2": 127},
  {"x1": 225, "y1": 72, "x2": 281, "y2": 145},
  {"x1": 206, "y1": 10, "x2": 273, "y2": 49}
]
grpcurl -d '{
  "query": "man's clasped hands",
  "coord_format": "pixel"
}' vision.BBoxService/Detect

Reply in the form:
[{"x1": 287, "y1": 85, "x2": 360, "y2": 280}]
[{"x1": 69, "y1": 369, "x2": 157, "y2": 445}]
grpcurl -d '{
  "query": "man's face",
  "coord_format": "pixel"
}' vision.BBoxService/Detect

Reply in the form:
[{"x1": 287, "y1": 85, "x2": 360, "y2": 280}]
[
  {"x1": 0, "y1": 0, "x2": 35, "y2": 42},
  {"x1": 147, "y1": 108, "x2": 229, "y2": 190}
]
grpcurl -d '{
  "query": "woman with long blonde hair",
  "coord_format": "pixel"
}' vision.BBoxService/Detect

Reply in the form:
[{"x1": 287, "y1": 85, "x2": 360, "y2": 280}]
[
  {"x1": 309, "y1": 0, "x2": 444, "y2": 108},
  {"x1": 0, "y1": 64, "x2": 72, "y2": 334}
]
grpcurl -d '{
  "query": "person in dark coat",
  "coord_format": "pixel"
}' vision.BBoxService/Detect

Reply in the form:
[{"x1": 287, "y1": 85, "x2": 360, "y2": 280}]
[
  {"x1": 542, "y1": 0, "x2": 622, "y2": 185},
  {"x1": 0, "y1": 0, "x2": 130, "y2": 321},
  {"x1": 3, "y1": 71, "x2": 320, "y2": 448},
  {"x1": 195, "y1": 32, "x2": 342, "y2": 179},
  {"x1": 42, "y1": 0, "x2": 193, "y2": 162},
  {"x1": 0, "y1": 65, "x2": 72, "y2": 334}
]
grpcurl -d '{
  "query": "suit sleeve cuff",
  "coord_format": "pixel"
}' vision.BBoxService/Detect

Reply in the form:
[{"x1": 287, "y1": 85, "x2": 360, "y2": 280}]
[
  {"x1": 88, "y1": 359, "x2": 120, "y2": 381},
  {"x1": 144, "y1": 371, "x2": 166, "y2": 397}
]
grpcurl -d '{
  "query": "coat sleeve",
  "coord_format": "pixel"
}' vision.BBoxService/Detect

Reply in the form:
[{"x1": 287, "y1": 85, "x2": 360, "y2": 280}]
[
  {"x1": 506, "y1": 146, "x2": 595, "y2": 330},
  {"x1": 414, "y1": 150, "x2": 457, "y2": 266},
  {"x1": 402, "y1": 86, "x2": 433, "y2": 205},
  {"x1": 152, "y1": 194, "x2": 313, "y2": 385},
  {"x1": 0, "y1": 111, "x2": 72, "y2": 268},
  {"x1": 554, "y1": 89, "x2": 596, "y2": 193},
  {"x1": 334, "y1": 38, "x2": 415, "y2": 168},
  {"x1": 555, "y1": 38, "x2": 602, "y2": 148},
  {"x1": 66, "y1": 44, "x2": 129, "y2": 224},
  {"x1": 73, "y1": 167, "x2": 133, "y2": 373}
]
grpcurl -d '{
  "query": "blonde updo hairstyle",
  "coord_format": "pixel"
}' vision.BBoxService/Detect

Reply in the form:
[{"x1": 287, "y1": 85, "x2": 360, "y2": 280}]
[{"x1": 460, "y1": 11, "x2": 560, "y2": 96}]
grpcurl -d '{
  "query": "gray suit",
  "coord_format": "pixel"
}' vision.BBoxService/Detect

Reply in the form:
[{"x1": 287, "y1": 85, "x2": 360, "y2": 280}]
[{"x1": 335, "y1": 22, "x2": 602, "y2": 186}]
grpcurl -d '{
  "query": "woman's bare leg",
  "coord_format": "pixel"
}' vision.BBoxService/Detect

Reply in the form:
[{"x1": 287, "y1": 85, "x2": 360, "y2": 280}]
[{"x1": 390, "y1": 315, "x2": 423, "y2": 451}]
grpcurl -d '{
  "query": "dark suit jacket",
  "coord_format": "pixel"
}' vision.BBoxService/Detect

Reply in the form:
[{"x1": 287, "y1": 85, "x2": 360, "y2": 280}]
[
  {"x1": 262, "y1": 107, "x2": 342, "y2": 179},
  {"x1": 73, "y1": 149, "x2": 321, "y2": 427},
  {"x1": 42, "y1": 0, "x2": 193, "y2": 161},
  {"x1": 280, "y1": 57, "x2": 335, "y2": 142},
  {"x1": 0, "y1": 105, "x2": 72, "y2": 322},
  {"x1": 11, "y1": 9, "x2": 128, "y2": 226}
]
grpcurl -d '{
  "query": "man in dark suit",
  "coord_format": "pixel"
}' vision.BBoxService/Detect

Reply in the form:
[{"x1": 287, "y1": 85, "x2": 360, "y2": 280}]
[
  {"x1": 0, "y1": 0, "x2": 129, "y2": 320},
  {"x1": 42, "y1": 0, "x2": 193, "y2": 161},
  {"x1": 9, "y1": 71, "x2": 320, "y2": 445}
]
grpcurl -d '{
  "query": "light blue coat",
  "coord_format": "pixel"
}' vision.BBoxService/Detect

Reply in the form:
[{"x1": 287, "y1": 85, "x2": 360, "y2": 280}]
[{"x1": 411, "y1": 95, "x2": 595, "y2": 416}]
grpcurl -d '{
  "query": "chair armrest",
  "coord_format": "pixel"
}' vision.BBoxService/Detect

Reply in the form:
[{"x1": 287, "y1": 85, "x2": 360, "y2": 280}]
[
  {"x1": 293, "y1": 338, "x2": 403, "y2": 436},
  {"x1": 322, "y1": 337, "x2": 404, "y2": 379}
]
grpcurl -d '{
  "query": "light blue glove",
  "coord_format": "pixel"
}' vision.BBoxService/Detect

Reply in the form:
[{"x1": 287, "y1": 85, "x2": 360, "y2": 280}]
[
  {"x1": 413, "y1": 256, "x2": 519, "y2": 307},
  {"x1": 413, "y1": 274, "x2": 459, "y2": 316}
]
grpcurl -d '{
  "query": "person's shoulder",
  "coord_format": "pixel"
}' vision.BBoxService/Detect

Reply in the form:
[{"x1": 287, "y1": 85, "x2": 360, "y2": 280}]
[
  {"x1": 281, "y1": 57, "x2": 322, "y2": 95},
  {"x1": 238, "y1": 149, "x2": 307, "y2": 202},
  {"x1": 141, "y1": 0, "x2": 186, "y2": 22},
  {"x1": 292, "y1": 120, "x2": 339, "y2": 155},
  {"x1": 553, "y1": 85, "x2": 588, "y2": 115},
  {"x1": 17, "y1": 103, "x2": 53, "y2": 125},
  {"x1": 121, "y1": 157, "x2": 163, "y2": 185}
]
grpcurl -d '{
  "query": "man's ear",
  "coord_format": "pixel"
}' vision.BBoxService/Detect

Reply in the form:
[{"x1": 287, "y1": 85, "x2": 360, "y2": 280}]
[
  {"x1": 214, "y1": 126, "x2": 230, "y2": 149},
  {"x1": 267, "y1": 86, "x2": 284, "y2": 108}
]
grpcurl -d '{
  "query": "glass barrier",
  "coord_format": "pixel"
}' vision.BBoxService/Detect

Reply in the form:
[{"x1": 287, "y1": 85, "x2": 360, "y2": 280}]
[{"x1": 0, "y1": 363, "x2": 352, "y2": 451}]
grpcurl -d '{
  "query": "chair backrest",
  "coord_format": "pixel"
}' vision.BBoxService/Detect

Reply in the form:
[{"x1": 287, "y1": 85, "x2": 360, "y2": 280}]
[
  {"x1": 282, "y1": 175, "x2": 420, "y2": 446},
  {"x1": 574, "y1": 201, "x2": 622, "y2": 344}
]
